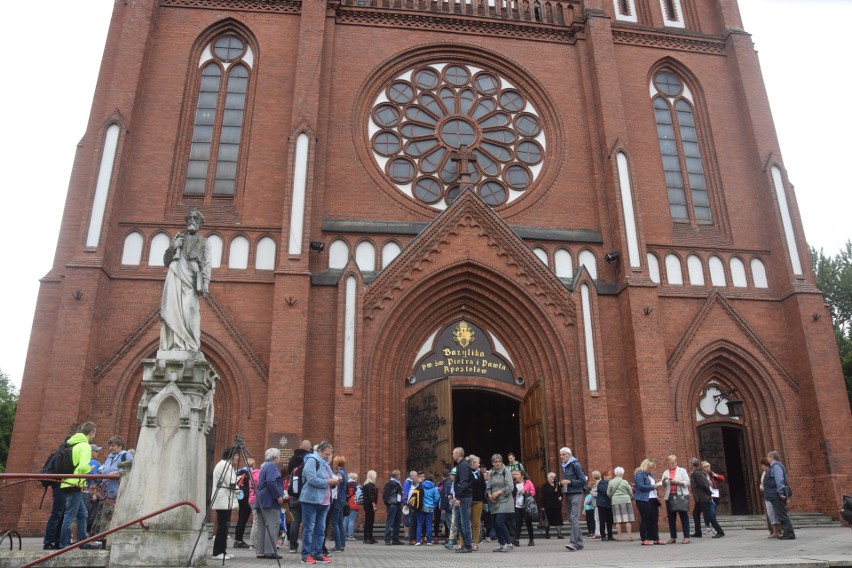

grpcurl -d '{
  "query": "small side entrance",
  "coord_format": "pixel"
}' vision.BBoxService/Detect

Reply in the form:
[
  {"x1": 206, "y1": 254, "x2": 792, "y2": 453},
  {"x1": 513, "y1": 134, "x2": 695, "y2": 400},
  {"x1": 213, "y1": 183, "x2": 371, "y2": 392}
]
[{"x1": 697, "y1": 423, "x2": 753, "y2": 515}]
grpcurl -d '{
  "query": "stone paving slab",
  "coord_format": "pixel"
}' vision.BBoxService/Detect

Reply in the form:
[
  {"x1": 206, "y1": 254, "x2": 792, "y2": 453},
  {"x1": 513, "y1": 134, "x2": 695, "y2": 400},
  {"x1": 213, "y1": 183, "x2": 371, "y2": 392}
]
[{"x1": 4, "y1": 526, "x2": 851, "y2": 568}]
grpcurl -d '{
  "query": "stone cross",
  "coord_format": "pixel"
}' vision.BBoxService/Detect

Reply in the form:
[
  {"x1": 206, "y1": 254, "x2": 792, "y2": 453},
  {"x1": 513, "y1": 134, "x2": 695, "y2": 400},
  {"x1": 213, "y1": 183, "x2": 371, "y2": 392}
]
[{"x1": 450, "y1": 145, "x2": 477, "y2": 191}]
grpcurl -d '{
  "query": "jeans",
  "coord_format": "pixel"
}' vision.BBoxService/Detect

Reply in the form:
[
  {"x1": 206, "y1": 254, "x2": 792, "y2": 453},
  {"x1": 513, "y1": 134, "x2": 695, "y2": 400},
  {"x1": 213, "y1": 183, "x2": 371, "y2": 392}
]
[
  {"x1": 288, "y1": 501, "x2": 302, "y2": 549},
  {"x1": 416, "y1": 509, "x2": 434, "y2": 543},
  {"x1": 345, "y1": 509, "x2": 358, "y2": 539},
  {"x1": 301, "y1": 501, "x2": 329, "y2": 560},
  {"x1": 705, "y1": 499, "x2": 718, "y2": 526},
  {"x1": 565, "y1": 492, "x2": 584, "y2": 547},
  {"x1": 699, "y1": 500, "x2": 725, "y2": 535},
  {"x1": 329, "y1": 501, "x2": 346, "y2": 548},
  {"x1": 44, "y1": 484, "x2": 65, "y2": 547},
  {"x1": 666, "y1": 501, "x2": 690, "y2": 539},
  {"x1": 384, "y1": 503, "x2": 401, "y2": 543},
  {"x1": 457, "y1": 496, "x2": 473, "y2": 549},
  {"x1": 493, "y1": 512, "x2": 513, "y2": 545},
  {"x1": 59, "y1": 489, "x2": 88, "y2": 548}
]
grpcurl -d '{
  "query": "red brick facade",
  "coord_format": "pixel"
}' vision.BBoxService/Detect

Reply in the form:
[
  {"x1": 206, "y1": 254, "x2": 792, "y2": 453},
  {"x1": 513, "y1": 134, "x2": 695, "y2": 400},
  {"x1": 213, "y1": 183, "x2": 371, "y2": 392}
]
[{"x1": 5, "y1": 0, "x2": 851, "y2": 533}]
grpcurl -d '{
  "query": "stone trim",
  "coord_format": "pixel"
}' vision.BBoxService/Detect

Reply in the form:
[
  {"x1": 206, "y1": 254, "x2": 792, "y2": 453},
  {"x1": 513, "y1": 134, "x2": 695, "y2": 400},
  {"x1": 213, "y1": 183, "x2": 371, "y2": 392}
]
[
  {"x1": 160, "y1": 0, "x2": 301, "y2": 13},
  {"x1": 336, "y1": 8, "x2": 579, "y2": 44},
  {"x1": 613, "y1": 29, "x2": 725, "y2": 54}
]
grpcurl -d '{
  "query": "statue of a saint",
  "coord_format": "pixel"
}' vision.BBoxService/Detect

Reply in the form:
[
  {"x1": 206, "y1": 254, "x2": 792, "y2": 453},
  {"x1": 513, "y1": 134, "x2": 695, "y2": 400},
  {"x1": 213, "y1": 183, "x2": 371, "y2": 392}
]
[{"x1": 159, "y1": 208, "x2": 211, "y2": 355}]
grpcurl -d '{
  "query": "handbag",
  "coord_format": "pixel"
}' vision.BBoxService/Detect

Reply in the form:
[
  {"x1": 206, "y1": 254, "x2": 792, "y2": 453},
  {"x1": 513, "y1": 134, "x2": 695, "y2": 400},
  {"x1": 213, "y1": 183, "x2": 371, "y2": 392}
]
[
  {"x1": 841, "y1": 495, "x2": 852, "y2": 525},
  {"x1": 524, "y1": 495, "x2": 540, "y2": 522},
  {"x1": 668, "y1": 486, "x2": 690, "y2": 512}
]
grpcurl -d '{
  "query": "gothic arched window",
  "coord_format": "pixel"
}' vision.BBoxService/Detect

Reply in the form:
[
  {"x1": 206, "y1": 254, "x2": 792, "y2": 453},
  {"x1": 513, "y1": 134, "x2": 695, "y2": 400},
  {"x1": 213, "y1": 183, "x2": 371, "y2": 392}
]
[
  {"x1": 651, "y1": 69, "x2": 711, "y2": 224},
  {"x1": 184, "y1": 34, "x2": 253, "y2": 200}
]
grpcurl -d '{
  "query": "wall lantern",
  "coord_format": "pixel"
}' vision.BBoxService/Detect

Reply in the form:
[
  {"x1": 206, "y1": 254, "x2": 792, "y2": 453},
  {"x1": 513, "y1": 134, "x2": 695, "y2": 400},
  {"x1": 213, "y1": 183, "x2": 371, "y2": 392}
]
[{"x1": 713, "y1": 389, "x2": 744, "y2": 418}]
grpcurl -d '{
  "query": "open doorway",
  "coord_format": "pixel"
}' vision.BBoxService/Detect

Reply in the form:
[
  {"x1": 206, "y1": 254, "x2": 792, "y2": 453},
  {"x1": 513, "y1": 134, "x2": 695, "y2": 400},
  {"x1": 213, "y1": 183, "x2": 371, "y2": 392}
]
[
  {"x1": 697, "y1": 423, "x2": 753, "y2": 515},
  {"x1": 452, "y1": 389, "x2": 521, "y2": 464}
]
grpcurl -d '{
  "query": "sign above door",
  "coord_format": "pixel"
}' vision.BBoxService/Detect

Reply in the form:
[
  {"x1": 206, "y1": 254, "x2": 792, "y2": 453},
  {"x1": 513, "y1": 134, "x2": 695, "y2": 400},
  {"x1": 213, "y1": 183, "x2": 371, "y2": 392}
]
[{"x1": 411, "y1": 320, "x2": 516, "y2": 385}]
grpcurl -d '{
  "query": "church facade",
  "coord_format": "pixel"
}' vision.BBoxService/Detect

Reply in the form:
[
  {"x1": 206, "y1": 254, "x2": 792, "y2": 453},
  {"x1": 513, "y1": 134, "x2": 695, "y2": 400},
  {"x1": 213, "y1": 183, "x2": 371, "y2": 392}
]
[{"x1": 5, "y1": 0, "x2": 851, "y2": 531}]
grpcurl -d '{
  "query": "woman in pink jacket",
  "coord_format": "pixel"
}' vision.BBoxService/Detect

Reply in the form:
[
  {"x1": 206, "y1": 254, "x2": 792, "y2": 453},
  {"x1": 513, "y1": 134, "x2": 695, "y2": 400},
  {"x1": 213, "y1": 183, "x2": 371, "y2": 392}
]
[{"x1": 511, "y1": 469, "x2": 537, "y2": 547}]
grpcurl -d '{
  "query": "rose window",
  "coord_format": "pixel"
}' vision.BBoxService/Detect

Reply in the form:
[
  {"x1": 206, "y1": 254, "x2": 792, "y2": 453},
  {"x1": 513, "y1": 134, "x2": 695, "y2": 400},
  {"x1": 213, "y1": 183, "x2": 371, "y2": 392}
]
[{"x1": 369, "y1": 63, "x2": 547, "y2": 210}]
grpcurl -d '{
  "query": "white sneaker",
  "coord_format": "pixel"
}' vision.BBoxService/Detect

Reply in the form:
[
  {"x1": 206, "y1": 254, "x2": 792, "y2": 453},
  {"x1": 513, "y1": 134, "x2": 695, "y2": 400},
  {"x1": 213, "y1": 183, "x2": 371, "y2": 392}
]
[
  {"x1": 414, "y1": 542, "x2": 421, "y2": 546},
  {"x1": 212, "y1": 553, "x2": 233, "y2": 560}
]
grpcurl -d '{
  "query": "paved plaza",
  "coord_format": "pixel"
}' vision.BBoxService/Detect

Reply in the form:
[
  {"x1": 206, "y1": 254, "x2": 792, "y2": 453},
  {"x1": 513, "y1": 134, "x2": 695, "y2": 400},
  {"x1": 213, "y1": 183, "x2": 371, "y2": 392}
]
[{"x1": 6, "y1": 526, "x2": 851, "y2": 568}]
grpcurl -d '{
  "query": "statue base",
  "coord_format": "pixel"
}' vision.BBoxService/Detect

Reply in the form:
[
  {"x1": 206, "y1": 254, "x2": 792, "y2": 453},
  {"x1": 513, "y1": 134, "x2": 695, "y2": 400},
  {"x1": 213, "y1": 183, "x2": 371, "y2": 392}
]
[{"x1": 108, "y1": 355, "x2": 218, "y2": 567}]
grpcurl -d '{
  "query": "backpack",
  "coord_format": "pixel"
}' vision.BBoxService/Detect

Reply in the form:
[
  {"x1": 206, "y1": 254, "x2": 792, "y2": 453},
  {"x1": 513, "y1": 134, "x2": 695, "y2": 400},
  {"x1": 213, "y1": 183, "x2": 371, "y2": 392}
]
[
  {"x1": 407, "y1": 486, "x2": 422, "y2": 511},
  {"x1": 288, "y1": 455, "x2": 322, "y2": 499},
  {"x1": 287, "y1": 466, "x2": 302, "y2": 499},
  {"x1": 524, "y1": 494, "x2": 540, "y2": 522},
  {"x1": 39, "y1": 441, "x2": 78, "y2": 487}
]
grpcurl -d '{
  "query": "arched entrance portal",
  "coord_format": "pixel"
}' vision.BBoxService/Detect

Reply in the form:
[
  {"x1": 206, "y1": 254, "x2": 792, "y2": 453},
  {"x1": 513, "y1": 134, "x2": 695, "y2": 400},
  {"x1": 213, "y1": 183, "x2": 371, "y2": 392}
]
[
  {"x1": 405, "y1": 378, "x2": 547, "y2": 490},
  {"x1": 452, "y1": 388, "x2": 520, "y2": 467},
  {"x1": 697, "y1": 423, "x2": 753, "y2": 515}
]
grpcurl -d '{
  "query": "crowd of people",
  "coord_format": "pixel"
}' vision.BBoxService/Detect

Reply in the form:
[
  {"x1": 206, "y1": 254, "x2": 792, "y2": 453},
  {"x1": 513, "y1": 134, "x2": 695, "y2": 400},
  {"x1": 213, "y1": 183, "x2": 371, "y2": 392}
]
[
  {"x1": 206, "y1": 440, "x2": 795, "y2": 564},
  {"x1": 41, "y1": 422, "x2": 134, "y2": 551},
  {"x1": 40, "y1": 425, "x2": 797, "y2": 562}
]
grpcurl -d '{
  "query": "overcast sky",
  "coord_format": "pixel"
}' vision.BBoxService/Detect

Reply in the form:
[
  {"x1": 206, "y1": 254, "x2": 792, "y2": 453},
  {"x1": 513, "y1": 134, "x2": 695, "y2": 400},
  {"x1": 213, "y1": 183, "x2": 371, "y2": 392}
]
[{"x1": 1, "y1": 1, "x2": 850, "y2": 388}]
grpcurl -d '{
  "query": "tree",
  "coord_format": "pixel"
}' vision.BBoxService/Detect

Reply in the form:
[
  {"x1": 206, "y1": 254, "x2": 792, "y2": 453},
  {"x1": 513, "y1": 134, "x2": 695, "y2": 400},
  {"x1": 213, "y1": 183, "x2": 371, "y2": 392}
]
[
  {"x1": 0, "y1": 369, "x2": 18, "y2": 473},
  {"x1": 810, "y1": 241, "x2": 852, "y2": 410}
]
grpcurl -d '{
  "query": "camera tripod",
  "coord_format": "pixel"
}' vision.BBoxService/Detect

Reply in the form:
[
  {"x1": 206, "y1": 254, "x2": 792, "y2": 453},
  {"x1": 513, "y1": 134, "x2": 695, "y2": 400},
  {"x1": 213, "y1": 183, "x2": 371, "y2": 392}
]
[{"x1": 188, "y1": 434, "x2": 282, "y2": 567}]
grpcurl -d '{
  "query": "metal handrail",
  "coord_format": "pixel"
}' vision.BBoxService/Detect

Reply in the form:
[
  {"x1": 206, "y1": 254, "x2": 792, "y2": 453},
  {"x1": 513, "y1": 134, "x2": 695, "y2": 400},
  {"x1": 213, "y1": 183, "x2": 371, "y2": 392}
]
[
  {"x1": 0, "y1": 473, "x2": 120, "y2": 491},
  {"x1": 20, "y1": 500, "x2": 201, "y2": 568},
  {"x1": 0, "y1": 530, "x2": 21, "y2": 550}
]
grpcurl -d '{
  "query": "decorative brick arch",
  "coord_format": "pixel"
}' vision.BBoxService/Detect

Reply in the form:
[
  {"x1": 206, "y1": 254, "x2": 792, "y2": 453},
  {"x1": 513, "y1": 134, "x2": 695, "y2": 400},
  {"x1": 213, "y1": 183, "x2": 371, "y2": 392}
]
[
  {"x1": 674, "y1": 340, "x2": 787, "y2": 462},
  {"x1": 360, "y1": 258, "x2": 580, "y2": 477},
  {"x1": 110, "y1": 334, "x2": 253, "y2": 456}
]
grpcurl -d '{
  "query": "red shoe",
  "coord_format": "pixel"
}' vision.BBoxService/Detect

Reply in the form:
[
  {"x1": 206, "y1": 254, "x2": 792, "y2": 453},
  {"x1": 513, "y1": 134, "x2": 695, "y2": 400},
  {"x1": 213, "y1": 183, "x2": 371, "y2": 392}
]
[
  {"x1": 318, "y1": 555, "x2": 333, "y2": 563},
  {"x1": 301, "y1": 556, "x2": 317, "y2": 564},
  {"x1": 641, "y1": 540, "x2": 653, "y2": 546},
  {"x1": 654, "y1": 540, "x2": 667, "y2": 545}
]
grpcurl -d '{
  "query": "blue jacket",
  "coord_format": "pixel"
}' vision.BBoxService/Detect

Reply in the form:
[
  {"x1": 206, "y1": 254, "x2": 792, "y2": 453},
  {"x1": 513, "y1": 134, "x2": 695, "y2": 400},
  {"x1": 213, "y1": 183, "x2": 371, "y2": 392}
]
[
  {"x1": 332, "y1": 467, "x2": 348, "y2": 507},
  {"x1": 561, "y1": 456, "x2": 587, "y2": 495},
  {"x1": 420, "y1": 480, "x2": 440, "y2": 510},
  {"x1": 256, "y1": 459, "x2": 284, "y2": 509},
  {"x1": 633, "y1": 470, "x2": 655, "y2": 502},
  {"x1": 596, "y1": 479, "x2": 611, "y2": 508},
  {"x1": 100, "y1": 450, "x2": 132, "y2": 499},
  {"x1": 300, "y1": 452, "x2": 331, "y2": 505},
  {"x1": 439, "y1": 479, "x2": 453, "y2": 511}
]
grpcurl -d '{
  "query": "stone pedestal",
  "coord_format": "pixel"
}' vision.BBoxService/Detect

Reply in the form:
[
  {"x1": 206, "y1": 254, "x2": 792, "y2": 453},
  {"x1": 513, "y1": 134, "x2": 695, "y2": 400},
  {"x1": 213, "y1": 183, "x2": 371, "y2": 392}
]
[{"x1": 108, "y1": 354, "x2": 217, "y2": 567}]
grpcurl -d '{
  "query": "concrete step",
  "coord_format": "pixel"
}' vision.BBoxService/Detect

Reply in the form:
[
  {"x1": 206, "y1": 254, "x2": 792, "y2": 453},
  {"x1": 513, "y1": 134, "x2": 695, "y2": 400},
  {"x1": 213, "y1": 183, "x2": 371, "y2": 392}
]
[{"x1": 715, "y1": 513, "x2": 840, "y2": 530}]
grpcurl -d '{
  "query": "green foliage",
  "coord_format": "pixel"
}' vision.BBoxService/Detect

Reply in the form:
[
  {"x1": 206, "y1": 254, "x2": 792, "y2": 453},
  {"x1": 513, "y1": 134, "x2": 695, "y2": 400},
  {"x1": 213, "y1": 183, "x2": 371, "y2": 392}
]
[
  {"x1": 810, "y1": 242, "x2": 852, "y2": 410},
  {"x1": 0, "y1": 369, "x2": 19, "y2": 473}
]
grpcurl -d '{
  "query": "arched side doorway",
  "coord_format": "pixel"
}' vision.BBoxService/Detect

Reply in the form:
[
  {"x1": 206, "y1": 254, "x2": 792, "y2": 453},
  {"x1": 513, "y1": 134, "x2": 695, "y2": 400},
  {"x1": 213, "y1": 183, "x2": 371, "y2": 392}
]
[{"x1": 697, "y1": 422, "x2": 752, "y2": 515}]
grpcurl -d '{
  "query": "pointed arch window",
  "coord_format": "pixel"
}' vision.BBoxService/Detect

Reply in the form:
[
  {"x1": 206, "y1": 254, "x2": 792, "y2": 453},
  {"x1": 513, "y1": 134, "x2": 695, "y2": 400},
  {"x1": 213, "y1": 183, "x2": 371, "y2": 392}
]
[
  {"x1": 184, "y1": 34, "x2": 253, "y2": 199},
  {"x1": 651, "y1": 69, "x2": 711, "y2": 224}
]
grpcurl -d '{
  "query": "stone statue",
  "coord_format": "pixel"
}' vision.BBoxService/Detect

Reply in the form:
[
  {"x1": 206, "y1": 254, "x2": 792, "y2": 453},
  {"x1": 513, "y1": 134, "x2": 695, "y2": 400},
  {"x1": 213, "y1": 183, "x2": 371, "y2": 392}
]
[{"x1": 159, "y1": 208, "x2": 211, "y2": 355}]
